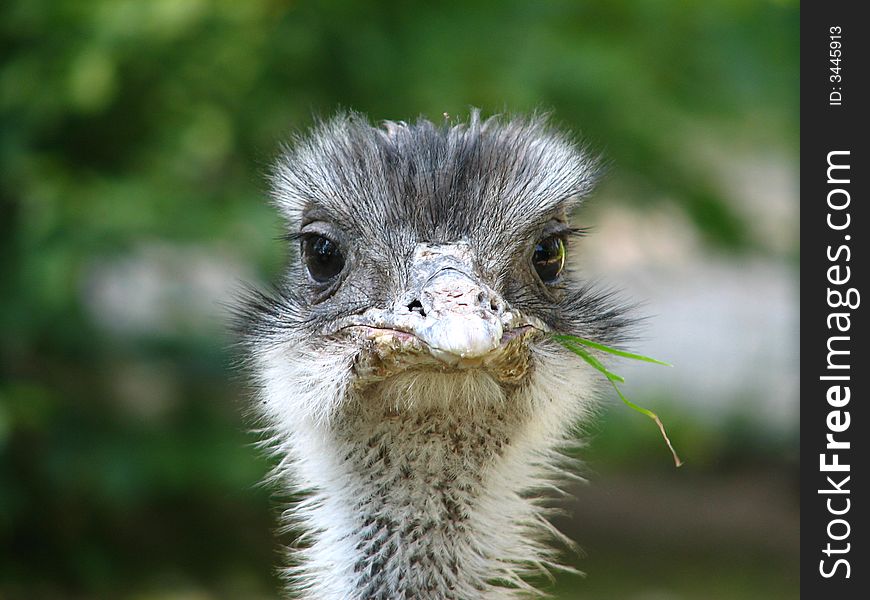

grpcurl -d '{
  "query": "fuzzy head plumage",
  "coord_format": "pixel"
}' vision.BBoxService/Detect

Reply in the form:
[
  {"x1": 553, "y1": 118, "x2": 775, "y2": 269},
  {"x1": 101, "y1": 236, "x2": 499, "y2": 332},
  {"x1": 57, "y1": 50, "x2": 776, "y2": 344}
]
[{"x1": 240, "y1": 111, "x2": 630, "y2": 599}]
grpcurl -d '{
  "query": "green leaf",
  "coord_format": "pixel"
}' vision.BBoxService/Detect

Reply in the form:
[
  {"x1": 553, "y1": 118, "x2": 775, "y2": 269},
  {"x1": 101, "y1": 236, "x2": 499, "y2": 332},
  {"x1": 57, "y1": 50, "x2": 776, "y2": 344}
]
[
  {"x1": 552, "y1": 334, "x2": 673, "y2": 366},
  {"x1": 553, "y1": 334, "x2": 682, "y2": 468},
  {"x1": 557, "y1": 340, "x2": 626, "y2": 383}
]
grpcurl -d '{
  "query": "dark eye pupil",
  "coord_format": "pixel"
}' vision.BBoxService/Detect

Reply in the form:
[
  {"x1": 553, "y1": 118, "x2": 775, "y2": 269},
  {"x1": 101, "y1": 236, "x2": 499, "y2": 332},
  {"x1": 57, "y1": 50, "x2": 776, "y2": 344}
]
[
  {"x1": 302, "y1": 235, "x2": 344, "y2": 282},
  {"x1": 533, "y1": 236, "x2": 565, "y2": 283}
]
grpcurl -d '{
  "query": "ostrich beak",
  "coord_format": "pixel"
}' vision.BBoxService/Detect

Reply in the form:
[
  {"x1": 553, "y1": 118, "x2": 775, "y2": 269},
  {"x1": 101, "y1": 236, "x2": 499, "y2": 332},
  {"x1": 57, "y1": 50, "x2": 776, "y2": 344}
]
[
  {"x1": 337, "y1": 243, "x2": 542, "y2": 375},
  {"x1": 409, "y1": 267, "x2": 504, "y2": 361},
  {"x1": 412, "y1": 267, "x2": 504, "y2": 362},
  {"x1": 398, "y1": 243, "x2": 510, "y2": 364}
]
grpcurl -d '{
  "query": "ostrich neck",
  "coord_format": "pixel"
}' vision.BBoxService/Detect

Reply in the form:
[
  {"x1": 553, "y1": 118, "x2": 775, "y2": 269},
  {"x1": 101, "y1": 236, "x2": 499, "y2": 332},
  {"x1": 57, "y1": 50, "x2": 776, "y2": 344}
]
[{"x1": 292, "y1": 391, "x2": 559, "y2": 600}]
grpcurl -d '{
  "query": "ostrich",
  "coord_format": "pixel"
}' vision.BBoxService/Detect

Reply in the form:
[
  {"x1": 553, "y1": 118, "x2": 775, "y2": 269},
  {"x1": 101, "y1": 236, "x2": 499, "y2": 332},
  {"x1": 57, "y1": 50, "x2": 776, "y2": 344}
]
[{"x1": 240, "y1": 111, "x2": 629, "y2": 599}]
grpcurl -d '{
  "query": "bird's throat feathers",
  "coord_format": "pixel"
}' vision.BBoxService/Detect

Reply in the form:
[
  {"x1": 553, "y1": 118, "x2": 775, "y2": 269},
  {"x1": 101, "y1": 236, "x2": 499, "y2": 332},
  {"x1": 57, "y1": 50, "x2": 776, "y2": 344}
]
[{"x1": 257, "y1": 342, "x2": 599, "y2": 599}]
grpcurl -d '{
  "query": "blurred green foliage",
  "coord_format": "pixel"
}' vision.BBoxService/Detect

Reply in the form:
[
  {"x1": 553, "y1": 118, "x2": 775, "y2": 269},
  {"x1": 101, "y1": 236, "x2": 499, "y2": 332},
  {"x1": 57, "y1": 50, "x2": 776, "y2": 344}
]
[{"x1": 1, "y1": 1, "x2": 797, "y2": 598}]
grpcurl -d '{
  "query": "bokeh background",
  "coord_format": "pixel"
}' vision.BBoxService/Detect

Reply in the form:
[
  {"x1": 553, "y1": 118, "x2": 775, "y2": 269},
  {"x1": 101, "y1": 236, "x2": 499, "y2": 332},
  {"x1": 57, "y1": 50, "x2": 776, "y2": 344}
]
[{"x1": 1, "y1": 1, "x2": 798, "y2": 598}]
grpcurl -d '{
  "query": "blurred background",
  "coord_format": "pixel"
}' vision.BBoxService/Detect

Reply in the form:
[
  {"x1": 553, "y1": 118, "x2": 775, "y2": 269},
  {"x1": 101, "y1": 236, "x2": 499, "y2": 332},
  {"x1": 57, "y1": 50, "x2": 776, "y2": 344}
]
[{"x1": 0, "y1": 1, "x2": 798, "y2": 598}]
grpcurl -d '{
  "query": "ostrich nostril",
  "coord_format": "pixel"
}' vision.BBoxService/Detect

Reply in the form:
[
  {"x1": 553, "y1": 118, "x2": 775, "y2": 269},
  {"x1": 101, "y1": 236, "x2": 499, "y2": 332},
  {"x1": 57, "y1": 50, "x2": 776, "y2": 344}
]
[
  {"x1": 474, "y1": 290, "x2": 503, "y2": 315},
  {"x1": 477, "y1": 290, "x2": 504, "y2": 315},
  {"x1": 407, "y1": 299, "x2": 426, "y2": 317}
]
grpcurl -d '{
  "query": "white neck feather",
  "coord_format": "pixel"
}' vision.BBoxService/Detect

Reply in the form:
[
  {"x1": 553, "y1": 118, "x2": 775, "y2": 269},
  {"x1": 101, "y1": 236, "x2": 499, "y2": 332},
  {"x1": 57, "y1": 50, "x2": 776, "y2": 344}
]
[{"x1": 258, "y1": 343, "x2": 598, "y2": 599}]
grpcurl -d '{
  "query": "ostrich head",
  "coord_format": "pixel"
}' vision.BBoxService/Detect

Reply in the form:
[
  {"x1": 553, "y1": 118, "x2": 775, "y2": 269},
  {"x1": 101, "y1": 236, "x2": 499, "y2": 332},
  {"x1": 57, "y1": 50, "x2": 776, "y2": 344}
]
[{"x1": 242, "y1": 111, "x2": 628, "y2": 599}]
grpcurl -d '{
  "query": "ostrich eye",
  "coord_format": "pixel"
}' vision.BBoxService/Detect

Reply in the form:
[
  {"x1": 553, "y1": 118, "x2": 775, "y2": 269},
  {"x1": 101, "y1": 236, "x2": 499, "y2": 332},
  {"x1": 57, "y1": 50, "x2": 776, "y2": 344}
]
[
  {"x1": 532, "y1": 235, "x2": 566, "y2": 283},
  {"x1": 302, "y1": 235, "x2": 344, "y2": 282}
]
